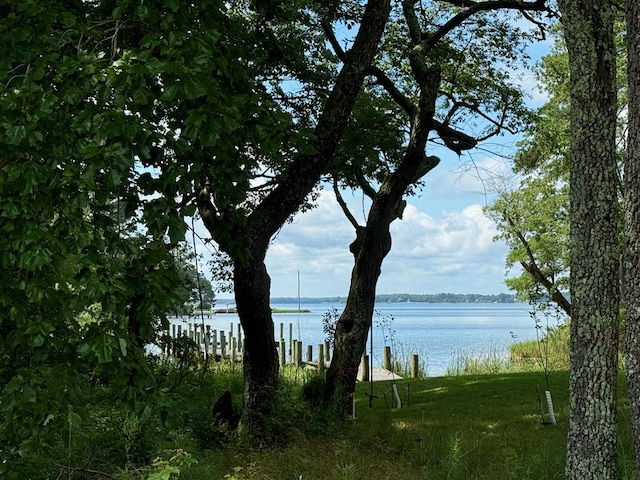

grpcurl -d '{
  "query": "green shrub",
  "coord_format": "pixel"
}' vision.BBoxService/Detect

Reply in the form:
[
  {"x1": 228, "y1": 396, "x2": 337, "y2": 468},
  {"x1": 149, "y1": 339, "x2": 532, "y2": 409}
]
[{"x1": 509, "y1": 324, "x2": 569, "y2": 374}]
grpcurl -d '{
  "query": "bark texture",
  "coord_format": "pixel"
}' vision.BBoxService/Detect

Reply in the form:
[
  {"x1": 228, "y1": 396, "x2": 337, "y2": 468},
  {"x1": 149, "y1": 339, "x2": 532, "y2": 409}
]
[
  {"x1": 558, "y1": 1, "x2": 619, "y2": 478},
  {"x1": 233, "y1": 257, "x2": 280, "y2": 443},
  {"x1": 623, "y1": 0, "x2": 640, "y2": 470},
  {"x1": 199, "y1": 0, "x2": 391, "y2": 442}
]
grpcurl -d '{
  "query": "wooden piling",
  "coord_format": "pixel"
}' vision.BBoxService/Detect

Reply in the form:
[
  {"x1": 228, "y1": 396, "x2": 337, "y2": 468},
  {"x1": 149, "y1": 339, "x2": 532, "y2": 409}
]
[
  {"x1": 306, "y1": 345, "x2": 313, "y2": 363},
  {"x1": 383, "y1": 346, "x2": 392, "y2": 370},
  {"x1": 220, "y1": 331, "x2": 226, "y2": 359},
  {"x1": 362, "y1": 354, "x2": 370, "y2": 382},
  {"x1": 295, "y1": 340, "x2": 302, "y2": 366},
  {"x1": 289, "y1": 323, "x2": 293, "y2": 361},
  {"x1": 231, "y1": 337, "x2": 237, "y2": 362},
  {"x1": 411, "y1": 354, "x2": 420, "y2": 378},
  {"x1": 318, "y1": 344, "x2": 325, "y2": 370},
  {"x1": 279, "y1": 338, "x2": 286, "y2": 366}
]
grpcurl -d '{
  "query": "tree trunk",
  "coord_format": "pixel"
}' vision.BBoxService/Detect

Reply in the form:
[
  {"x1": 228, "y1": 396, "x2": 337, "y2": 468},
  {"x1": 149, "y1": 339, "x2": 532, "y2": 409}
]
[
  {"x1": 324, "y1": 20, "x2": 442, "y2": 415},
  {"x1": 558, "y1": 1, "x2": 620, "y2": 478},
  {"x1": 324, "y1": 219, "x2": 393, "y2": 418},
  {"x1": 198, "y1": 0, "x2": 392, "y2": 442},
  {"x1": 623, "y1": 0, "x2": 640, "y2": 470},
  {"x1": 233, "y1": 257, "x2": 280, "y2": 444}
]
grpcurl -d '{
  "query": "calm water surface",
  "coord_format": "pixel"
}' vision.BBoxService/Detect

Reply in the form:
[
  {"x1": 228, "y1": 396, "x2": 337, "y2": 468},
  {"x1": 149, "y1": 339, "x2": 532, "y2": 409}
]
[{"x1": 174, "y1": 302, "x2": 550, "y2": 376}]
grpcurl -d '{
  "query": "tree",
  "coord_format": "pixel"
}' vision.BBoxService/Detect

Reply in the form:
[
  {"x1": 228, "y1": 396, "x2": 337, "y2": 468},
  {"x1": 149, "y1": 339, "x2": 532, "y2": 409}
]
[
  {"x1": 195, "y1": 0, "x2": 392, "y2": 441},
  {"x1": 323, "y1": 0, "x2": 551, "y2": 417},
  {"x1": 556, "y1": 0, "x2": 620, "y2": 477},
  {"x1": 0, "y1": 2, "x2": 204, "y2": 475},
  {"x1": 171, "y1": 245, "x2": 216, "y2": 312},
  {"x1": 485, "y1": 25, "x2": 626, "y2": 316},
  {"x1": 623, "y1": 0, "x2": 640, "y2": 471},
  {"x1": 484, "y1": 32, "x2": 572, "y2": 314}
]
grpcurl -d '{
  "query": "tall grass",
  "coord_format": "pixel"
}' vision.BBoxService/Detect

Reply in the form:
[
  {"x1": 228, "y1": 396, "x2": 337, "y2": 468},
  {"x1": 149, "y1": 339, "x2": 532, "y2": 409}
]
[
  {"x1": 509, "y1": 324, "x2": 569, "y2": 375},
  {"x1": 443, "y1": 327, "x2": 569, "y2": 377},
  {"x1": 445, "y1": 344, "x2": 511, "y2": 376},
  {"x1": 389, "y1": 341, "x2": 429, "y2": 378},
  {"x1": 445, "y1": 301, "x2": 570, "y2": 378}
]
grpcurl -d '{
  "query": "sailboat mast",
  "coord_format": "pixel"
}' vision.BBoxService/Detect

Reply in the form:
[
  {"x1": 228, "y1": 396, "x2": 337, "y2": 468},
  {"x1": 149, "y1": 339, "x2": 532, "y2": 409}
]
[{"x1": 297, "y1": 270, "x2": 301, "y2": 312}]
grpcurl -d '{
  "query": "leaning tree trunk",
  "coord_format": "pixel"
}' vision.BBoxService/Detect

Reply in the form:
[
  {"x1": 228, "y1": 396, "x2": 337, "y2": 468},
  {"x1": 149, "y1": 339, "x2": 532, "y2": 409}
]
[
  {"x1": 558, "y1": 1, "x2": 620, "y2": 478},
  {"x1": 233, "y1": 257, "x2": 280, "y2": 444},
  {"x1": 324, "y1": 53, "x2": 441, "y2": 417},
  {"x1": 324, "y1": 216, "x2": 393, "y2": 418},
  {"x1": 623, "y1": 0, "x2": 640, "y2": 470}
]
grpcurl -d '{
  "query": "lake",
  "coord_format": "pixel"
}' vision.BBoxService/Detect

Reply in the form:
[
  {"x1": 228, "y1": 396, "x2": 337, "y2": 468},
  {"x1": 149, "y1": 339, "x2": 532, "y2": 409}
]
[{"x1": 172, "y1": 301, "x2": 561, "y2": 376}]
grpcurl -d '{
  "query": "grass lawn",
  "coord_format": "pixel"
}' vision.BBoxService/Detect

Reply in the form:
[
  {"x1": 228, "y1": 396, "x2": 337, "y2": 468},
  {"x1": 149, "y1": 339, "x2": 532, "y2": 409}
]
[{"x1": 183, "y1": 370, "x2": 636, "y2": 480}]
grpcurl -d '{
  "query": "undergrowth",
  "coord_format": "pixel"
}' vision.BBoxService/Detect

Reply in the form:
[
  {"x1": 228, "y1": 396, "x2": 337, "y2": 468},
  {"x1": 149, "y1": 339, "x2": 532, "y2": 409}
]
[{"x1": 18, "y1": 328, "x2": 633, "y2": 480}]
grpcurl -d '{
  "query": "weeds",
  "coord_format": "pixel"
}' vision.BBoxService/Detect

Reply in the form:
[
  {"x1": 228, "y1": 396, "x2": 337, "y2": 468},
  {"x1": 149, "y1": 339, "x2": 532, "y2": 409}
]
[{"x1": 445, "y1": 344, "x2": 510, "y2": 376}]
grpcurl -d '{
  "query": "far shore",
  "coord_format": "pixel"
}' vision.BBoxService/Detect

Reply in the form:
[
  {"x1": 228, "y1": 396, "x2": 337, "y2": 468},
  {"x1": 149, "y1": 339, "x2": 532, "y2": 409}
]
[{"x1": 189, "y1": 307, "x2": 311, "y2": 315}]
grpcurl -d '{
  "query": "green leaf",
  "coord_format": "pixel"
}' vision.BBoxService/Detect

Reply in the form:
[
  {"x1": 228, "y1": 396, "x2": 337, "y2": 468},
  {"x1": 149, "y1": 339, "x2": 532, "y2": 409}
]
[
  {"x1": 67, "y1": 410, "x2": 82, "y2": 428},
  {"x1": 6, "y1": 124, "x2": 26, "y2": 145},
  {"x1": 183, "y1": 77, "x2": 208, "y2": 100},
  {"x1": 94, "y1": 333, "x2": 113, "y2": 363},
  {"x1": 118, "y1": 337, "x2": 127, "y2": 357},
  {"x1": 21, "y1": 386, "x2": 36, "y2": 404},
  {"x1": 160, "y1": 84, "x2": 180, "y2": 102}
]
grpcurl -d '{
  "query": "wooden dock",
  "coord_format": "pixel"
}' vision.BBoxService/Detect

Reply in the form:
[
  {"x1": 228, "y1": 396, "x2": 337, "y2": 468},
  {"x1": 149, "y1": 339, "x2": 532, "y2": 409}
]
[
  {"x1": 358, "y1": 360, "x2": 402, "y2": 382},
  {"x1": 360, "y1": 366, "x2": 402, "y2": 382}
]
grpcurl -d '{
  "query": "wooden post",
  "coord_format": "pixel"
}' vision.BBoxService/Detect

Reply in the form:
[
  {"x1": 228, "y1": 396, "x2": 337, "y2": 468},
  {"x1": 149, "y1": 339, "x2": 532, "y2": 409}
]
[
  {"x1": 383, "y1": 346, "x2": 392, "y2": 370},
  {"x1": 318, "y1": 344, "x2": 325, "y2": 370},
  {"x1": 279, "y1": 322, "x2": 284, "y2": 341},
  {"x1": 220, "y1": 331, "x2": 226, "y2": 359},
  {"x1": 177, "y1": 324, "x2": 182, "y2": 338},
  {"x1": 295, "y1": 340, "x2": 302, "y2": 366},
  {"x1": 203, "y1": 329, "x2": 210, "y2": 356},
  {"x1": 212, "y1": 330, "x2": 218, "y2": 356},
  {"x1": 237, "y1": 324, "x2": 242, "y2": 355},
  {"x1": 289, "y1": 323, "x2": 293, "y2": 361},
  {"x1": 279, "y1": 339, "x2": 286, "y2": 366},
  {"x1": 362, "y1": 354, "x2": 370, "y2": 382},
  {"x1": 170, "y1": 324, "x2": 177, "y2": 356},
  {"x1": 306, "y1": 345, "x2": 313, "y2": 363},
  {"x1": 411, "y1": 354, "x2": 420, "y2": 378},
  {"x1": 231, "y1": 338, "x2": 237, "y2": 362},
  {"x1": 324, "y1": 341, "x2": 331, "y2": 362}
]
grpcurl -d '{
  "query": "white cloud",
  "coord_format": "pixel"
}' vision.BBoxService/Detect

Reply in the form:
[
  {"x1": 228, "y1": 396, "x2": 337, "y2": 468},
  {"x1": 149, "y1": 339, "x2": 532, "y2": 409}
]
[{"x1": 265, "y1": 190, "x2": 512, "y2": 297}]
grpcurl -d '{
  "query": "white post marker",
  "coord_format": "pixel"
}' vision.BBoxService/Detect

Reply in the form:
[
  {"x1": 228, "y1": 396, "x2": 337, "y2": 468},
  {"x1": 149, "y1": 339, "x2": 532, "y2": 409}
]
[
  {"x1": 545, "y1": 390, "x2": 556, "y2": 425},
  {"x1": 392, "y1": 383, "x2": 402, "y2": 409}
]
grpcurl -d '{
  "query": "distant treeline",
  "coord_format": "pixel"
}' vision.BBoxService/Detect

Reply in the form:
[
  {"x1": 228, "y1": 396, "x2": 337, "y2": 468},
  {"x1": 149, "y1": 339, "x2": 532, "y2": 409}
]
[
  {"x1": 218, "y1": 293, "x2": 518, "y2": 304},
  {"x1": 374, "y1": 293, "x2": 516, "y2": 303}
]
